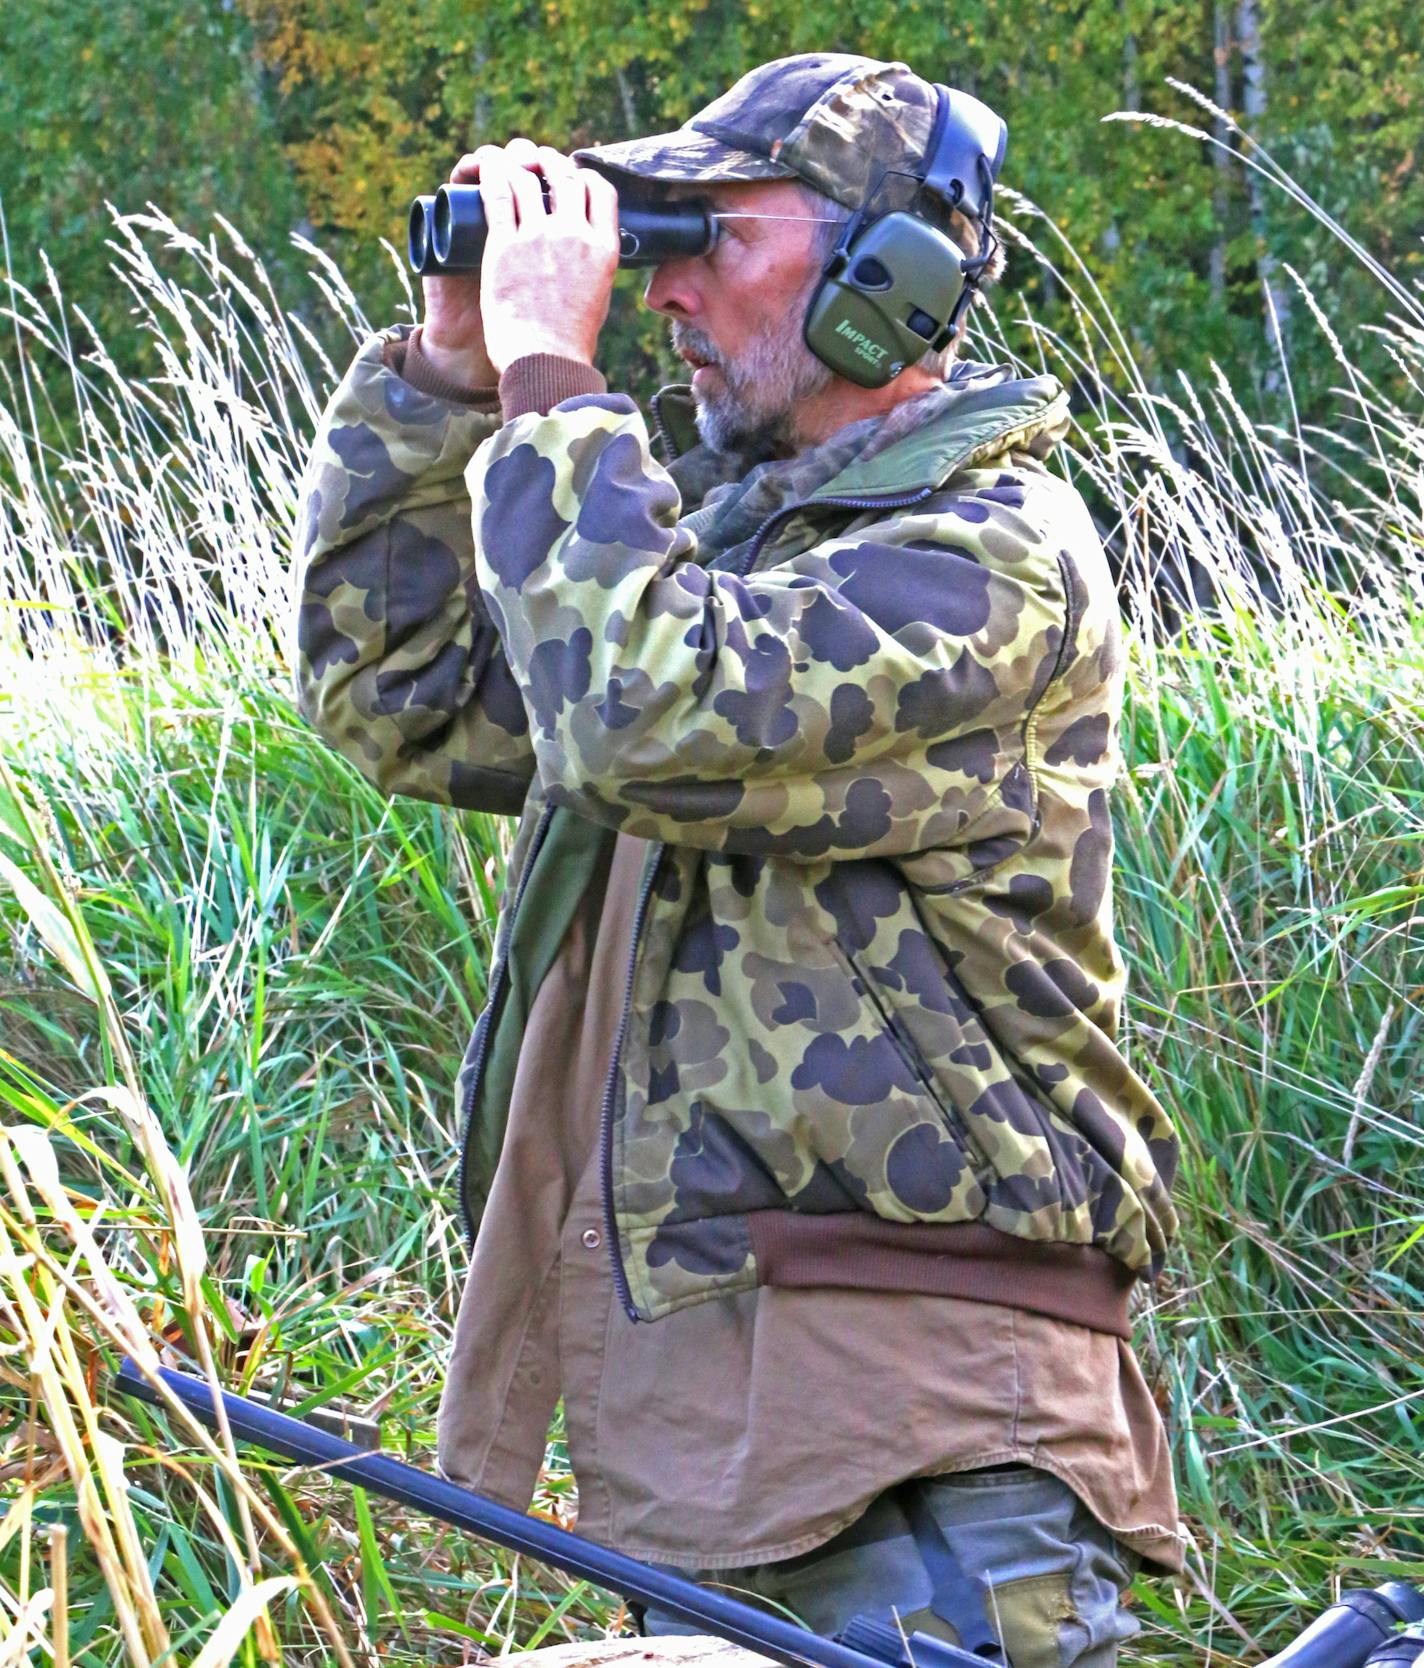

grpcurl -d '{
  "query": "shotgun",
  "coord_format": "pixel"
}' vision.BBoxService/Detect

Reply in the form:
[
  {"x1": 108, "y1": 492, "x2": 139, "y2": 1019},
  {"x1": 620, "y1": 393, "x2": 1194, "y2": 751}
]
[{"x1": 111, "y1": 1356, "x2": 1423, "y2": 1668}]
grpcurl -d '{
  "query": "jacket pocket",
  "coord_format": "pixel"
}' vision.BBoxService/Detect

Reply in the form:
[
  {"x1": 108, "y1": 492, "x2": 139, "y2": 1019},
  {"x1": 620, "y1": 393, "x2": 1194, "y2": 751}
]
[
  {"x1": 826, "y1": 935, "x2": 987, "y2": 1172},
  {"x1": 895, "y1": 761, "x2": 1039, "y2": 897}
]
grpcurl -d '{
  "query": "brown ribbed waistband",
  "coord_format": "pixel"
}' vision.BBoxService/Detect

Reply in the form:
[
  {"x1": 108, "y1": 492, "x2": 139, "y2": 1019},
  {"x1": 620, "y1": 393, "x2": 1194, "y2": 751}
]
[{"x1": 746, "y1": 1214, "x2": 1137, "y2": 1339}]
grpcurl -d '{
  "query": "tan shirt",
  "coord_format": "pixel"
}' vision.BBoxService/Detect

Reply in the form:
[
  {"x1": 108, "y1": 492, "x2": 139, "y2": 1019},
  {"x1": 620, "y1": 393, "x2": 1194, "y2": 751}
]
[{"x1": 434, "y1": 831, "x2": 1184, "y2": 1575}]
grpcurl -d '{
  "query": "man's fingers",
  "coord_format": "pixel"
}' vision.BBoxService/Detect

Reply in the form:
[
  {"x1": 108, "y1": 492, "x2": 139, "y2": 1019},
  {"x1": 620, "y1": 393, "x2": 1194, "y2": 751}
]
[
  {"x1": 460, "y1": 137, "x2": 615, "y2": 265},
  {"x1": 451, "y1": 142, "x2": 509, "y2": 184},
  {"x1": 502, "y1": 159, "x2": 547, "y2": 227},
  {"x1": 536, "y1": 147, "x2": 583, "y2": 222},
  {"x1": 584, "y1": 168, "x2": 620, "y2": 245},
  {"x1": 476, "y1": 154, "x2": 519, "y2": 239},
  {"x1": 450, "y1": 137, "x2": 543, "y2": 189},
  {"x1": 475, "y1": 151, "x2": 541, "y2": 228}
]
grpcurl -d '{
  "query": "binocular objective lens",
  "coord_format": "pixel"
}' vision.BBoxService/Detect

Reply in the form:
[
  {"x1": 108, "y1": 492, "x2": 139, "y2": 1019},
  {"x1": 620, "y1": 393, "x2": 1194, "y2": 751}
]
[
  {"x1": 432, "y1": 192, "x2": 453, "y2": 264},
  {"x1": 409, "y1": 199, "x2": 430, "y2": 269}
]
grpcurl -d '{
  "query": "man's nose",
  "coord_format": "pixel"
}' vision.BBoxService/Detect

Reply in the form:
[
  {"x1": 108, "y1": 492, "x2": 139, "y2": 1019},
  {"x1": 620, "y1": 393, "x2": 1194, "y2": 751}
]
[{"x1": 643, "y1": 257, "x2": 701, "y2": 319}]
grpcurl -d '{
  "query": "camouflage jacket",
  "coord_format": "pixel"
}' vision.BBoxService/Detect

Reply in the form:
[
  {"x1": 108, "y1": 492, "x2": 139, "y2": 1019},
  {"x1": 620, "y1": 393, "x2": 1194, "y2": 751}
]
[{"x1": 292, "y1": 325, "x2": 1179, "y2": 1324}]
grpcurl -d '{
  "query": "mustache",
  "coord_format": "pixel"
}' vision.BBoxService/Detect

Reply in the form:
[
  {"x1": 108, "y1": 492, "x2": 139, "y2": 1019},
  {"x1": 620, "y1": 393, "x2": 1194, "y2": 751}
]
[{"x1": 670, "y1": 322, "x2": 725, "y2": 369}]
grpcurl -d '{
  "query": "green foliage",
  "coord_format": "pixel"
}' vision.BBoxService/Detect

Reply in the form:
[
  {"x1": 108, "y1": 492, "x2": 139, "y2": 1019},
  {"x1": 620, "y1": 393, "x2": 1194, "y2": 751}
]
[
  {"x1": 0, "y1": 1, "x2": 306, "y2": 385},
  {"x1": 7, "y1": 2, "x2": 1422, "y2": 431}
]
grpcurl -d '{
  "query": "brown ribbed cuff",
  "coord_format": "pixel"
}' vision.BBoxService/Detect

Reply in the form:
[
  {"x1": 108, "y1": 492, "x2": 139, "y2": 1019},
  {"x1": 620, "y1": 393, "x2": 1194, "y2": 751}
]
[
  {"x1": 381, "y1": 327, "x2": 501, "y2": 410},
  {"x1": 747, "y1": 1214, "x2": 1138, "y2": 1338},
  {"x1": 498, "y1": 353, "x2": 607, "y2": 421}
]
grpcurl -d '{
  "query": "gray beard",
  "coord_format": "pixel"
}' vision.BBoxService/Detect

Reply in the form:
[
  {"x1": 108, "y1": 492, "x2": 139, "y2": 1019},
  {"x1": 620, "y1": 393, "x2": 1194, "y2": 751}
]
[{"x1": 671, "y1": 303, "x2": 833, "y2": 463}]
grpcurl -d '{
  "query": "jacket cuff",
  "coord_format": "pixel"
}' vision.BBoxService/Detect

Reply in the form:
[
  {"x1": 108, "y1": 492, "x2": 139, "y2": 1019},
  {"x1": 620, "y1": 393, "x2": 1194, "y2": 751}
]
[
  {"x1": 499, "y1": 354, "x2": 608, "y2": 420},
  {"x1": 381, "y1": 326, "x2": 502, "y2": 411}
]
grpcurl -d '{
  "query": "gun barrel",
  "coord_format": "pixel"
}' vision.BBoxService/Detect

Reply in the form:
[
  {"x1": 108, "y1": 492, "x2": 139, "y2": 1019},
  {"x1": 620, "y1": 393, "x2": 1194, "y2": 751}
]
[
  {"x1": 1255, "y1": 1585, "x2": 1424, "y2": 1668},
  {"x1": 111, "y1": 1356, "x2": 979, "y2": 1668}
]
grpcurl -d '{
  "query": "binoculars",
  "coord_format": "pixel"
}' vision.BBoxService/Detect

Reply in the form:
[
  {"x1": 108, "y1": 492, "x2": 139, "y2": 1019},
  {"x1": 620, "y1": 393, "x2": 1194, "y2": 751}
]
[{"x1": 408, "y1": 177, "x2": 717, "y2": 274}]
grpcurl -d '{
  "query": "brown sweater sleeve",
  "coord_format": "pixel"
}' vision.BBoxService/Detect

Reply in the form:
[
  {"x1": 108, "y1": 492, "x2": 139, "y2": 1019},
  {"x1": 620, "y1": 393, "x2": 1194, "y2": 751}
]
[
  {"x1": 497, "y1": 353, "x2": 609, "y2": 420},
  {"x1": 381, "y1": 325, "x2": 503, "y2": 411},
  {"x1": 381, "y1": 328, "x2": 610, "y2": 422}
]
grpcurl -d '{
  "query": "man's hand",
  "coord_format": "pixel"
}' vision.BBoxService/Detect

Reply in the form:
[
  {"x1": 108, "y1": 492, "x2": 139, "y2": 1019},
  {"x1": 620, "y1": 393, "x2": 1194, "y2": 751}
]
[
  {"x1": 419, "y1": 147, "x2": 502, "y2": 388},
  {"x1": 476, "y1": 141, "x2": 620, "y2": 374}
]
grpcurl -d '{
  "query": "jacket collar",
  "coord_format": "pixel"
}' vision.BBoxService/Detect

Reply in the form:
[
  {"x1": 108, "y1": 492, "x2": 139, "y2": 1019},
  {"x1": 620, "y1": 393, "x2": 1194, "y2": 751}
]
[{"x1": 650, "y1": 361, "x2": 1071, "y2": 502}]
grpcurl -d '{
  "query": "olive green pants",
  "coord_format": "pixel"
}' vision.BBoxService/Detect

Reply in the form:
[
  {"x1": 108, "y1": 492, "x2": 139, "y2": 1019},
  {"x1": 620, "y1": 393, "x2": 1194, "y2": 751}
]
[{"x1": 639, "y1": 1466, "x2": 1143, "y2": 1668}]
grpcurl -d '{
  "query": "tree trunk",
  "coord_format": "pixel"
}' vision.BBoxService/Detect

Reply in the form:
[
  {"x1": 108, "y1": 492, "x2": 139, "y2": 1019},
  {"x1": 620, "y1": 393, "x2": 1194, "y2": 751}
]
[
  {"x1": 471, "y1": 32, "x2": 492, "y2": 147},
  {"x1": 1235, "y1": 0, "x2": 1290, "y2": 390},
  {"x1": 1098, "y1": 28, "x2": 1138, "y2": 256},
  {"x1": 1210, "y1": 0, "x2": 1232, "y2": 305},
  {"x1": 615, "y1": 65, "x2": 640, "y2": 137},
  {"x1": 1123, "y1": 26, "x2": 1140, "y2": 109}
]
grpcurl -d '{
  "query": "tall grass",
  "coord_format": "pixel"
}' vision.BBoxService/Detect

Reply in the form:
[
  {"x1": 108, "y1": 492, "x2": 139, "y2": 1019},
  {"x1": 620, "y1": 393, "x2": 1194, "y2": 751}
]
[{"x1": 2, "y1": 108, "x2": 1422, "y2": 1667}]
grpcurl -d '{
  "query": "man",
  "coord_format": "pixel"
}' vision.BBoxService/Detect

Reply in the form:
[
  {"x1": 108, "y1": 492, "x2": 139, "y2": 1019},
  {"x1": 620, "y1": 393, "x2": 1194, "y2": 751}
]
[{"x1": 291, "y1": 52, "x2": 1182, "y2": 1668}]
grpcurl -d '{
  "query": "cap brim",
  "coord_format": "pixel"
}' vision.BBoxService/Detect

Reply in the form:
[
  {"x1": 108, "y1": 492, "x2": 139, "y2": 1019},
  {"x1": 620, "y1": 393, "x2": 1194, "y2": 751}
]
[{"x1": 573, "y1": 127, "x2": 798, "y2": 188}]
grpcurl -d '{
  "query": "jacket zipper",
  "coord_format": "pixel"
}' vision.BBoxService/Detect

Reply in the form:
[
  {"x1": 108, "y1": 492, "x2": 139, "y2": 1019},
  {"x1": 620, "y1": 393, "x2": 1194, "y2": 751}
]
[
  {"x1": 648, "y1": 391, "x2": 679, "y2": 466},
  {"x1": 597, "y1": 840, "x2": 664, "y2": 1321},
  {"x1": 837, "y1": 939, "x2": 935, "y2": 1089},
  {"x1": 455, "y1": 801, "x2": 556, "y2": 1250},
  {"x1": 734, "y1": 486, "x2": 935, "y2": 576}
]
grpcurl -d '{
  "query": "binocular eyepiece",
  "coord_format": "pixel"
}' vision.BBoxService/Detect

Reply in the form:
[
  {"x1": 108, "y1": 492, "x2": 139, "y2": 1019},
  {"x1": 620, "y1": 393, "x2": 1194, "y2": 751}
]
[{"x1": 408, "y1": 178, "x2": 717, "y2": 275}]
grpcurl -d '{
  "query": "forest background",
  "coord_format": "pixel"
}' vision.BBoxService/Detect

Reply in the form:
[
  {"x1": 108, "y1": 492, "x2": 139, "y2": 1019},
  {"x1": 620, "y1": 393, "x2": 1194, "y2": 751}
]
[
  {"x1": 4, "y1": 0, "x2": 1422, "y2": 417},
  {"x1": 1, "y1": 4, "x2": 1422, "y2": 1668}
]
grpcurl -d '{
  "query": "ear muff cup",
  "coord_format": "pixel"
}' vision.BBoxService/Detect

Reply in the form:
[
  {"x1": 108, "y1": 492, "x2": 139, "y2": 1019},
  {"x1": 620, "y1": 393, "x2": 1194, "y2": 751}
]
[
  {"x1": 803, "y1": 211, "x2": 972, "y2": 389},
  {"x1": 801, "y1": 82, "x2": 1005, "y2": 387}
]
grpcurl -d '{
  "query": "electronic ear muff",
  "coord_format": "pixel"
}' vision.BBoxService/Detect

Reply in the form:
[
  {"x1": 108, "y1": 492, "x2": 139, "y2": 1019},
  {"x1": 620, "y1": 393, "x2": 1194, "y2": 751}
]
[{"x1": 802, "y1": 83, "x2": 1007, "y2": 388}]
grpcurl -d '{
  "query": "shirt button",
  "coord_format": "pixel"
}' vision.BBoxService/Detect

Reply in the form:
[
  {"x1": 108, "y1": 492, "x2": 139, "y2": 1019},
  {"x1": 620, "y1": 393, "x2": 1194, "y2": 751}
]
[{"x1": 581, "y1": 1228, "x2": 602, "y2": 1250}]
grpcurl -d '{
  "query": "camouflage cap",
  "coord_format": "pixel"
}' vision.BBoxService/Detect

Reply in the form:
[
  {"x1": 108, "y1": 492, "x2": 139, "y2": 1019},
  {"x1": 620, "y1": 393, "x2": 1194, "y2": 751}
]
[{"x1": 572, "y1": 53, "x2": 948, "y2": 215}]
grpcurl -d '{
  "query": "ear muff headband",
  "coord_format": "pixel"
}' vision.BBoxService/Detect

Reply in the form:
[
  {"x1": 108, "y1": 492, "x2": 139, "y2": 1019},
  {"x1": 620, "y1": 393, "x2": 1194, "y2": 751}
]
[
  {"x1": 801, "y1": 81, "x2": 1006, "y2": 387},
  {"x1": 922, "y1": 84, "x2": 1006, "y2": 223}
]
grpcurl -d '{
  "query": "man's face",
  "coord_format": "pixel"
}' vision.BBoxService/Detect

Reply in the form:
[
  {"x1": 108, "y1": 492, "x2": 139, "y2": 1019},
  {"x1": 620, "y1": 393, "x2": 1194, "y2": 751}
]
[{"x1": 642, "y1": 178, "x2": 836, "y2": 458}]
